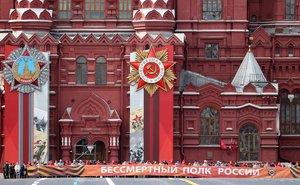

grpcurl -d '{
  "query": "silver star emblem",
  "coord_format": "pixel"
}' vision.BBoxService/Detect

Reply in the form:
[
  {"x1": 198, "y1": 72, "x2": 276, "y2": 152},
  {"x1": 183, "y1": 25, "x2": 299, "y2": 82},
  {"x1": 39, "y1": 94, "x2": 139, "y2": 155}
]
[{"x1": 2, "y1": 45, "x2": 51, "y2": 93}]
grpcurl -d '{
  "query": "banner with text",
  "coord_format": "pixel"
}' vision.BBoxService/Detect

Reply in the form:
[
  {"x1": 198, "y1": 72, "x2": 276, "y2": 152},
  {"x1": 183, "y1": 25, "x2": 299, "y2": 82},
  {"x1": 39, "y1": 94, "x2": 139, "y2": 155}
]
[{"x1": 27, "y1": 165, "x2": 300, "y2": 178}]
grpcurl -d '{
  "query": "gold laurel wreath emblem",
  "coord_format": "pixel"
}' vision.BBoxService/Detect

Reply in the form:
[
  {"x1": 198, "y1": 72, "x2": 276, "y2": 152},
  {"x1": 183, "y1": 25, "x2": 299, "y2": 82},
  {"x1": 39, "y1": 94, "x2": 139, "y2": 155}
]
[{"x1": 128, "y1": 47, "x2": 176, "y2": 96}]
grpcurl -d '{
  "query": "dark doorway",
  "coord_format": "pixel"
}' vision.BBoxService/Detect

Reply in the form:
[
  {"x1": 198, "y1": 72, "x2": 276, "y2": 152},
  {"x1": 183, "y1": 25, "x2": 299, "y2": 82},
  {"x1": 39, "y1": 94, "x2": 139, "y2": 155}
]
[
  {"x1": 94, "y1": 141, "x2": 106, "y2": 162},
  {"x1": 239, "y1": 124, "x2": 259, "y2": 161}
]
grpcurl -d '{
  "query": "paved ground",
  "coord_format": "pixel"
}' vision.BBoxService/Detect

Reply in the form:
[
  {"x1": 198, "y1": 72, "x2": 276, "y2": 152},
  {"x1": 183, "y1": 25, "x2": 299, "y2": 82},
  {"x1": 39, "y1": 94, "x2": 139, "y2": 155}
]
[{"x1": 1, "y1": 177, "x2": 300, "y2": 185}]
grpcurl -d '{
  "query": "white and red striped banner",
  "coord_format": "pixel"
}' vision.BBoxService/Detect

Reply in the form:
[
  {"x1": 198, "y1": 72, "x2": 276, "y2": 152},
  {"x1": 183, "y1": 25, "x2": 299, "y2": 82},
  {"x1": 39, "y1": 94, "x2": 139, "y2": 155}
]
[
  {"x1": 3, "y1": 45, "x2": 50, "y2": 164},
  {"x1": 129, "y1": 46, "x2": 174, "y2": 163}
]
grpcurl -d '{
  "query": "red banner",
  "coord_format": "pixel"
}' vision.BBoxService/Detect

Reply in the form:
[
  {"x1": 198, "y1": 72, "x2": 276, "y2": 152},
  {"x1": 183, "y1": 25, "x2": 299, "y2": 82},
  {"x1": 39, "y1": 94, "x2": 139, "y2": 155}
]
[
  {"x1": 27, "y1": 165, "x2": 300, "y2": 178},
  {"x1": 4, "y1": 45, "x2": 19, "y2": 163}
]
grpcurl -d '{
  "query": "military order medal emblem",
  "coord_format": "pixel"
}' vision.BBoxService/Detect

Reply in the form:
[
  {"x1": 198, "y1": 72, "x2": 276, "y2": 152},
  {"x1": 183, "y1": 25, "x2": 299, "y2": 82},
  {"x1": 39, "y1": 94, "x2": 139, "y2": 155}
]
[
  {"x1": 128, "y1": 46, "x2": 176, "y2": 96},
  {"x1": 139, "y1": 57, "x2": 165, "y2": 84},
  {"x1": 2, "y1": 45, "x2": 51, "y2": 93}
]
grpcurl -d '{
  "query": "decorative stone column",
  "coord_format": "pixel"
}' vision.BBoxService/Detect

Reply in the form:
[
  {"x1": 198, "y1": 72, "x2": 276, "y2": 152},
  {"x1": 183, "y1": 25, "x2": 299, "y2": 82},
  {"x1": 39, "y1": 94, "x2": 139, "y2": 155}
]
[
  {"x1": 59, "y1": 121, "x2": 73, "y2": 161},
  {"x1": 108, "y1": 120, "x2": 121, "y2": 163}
]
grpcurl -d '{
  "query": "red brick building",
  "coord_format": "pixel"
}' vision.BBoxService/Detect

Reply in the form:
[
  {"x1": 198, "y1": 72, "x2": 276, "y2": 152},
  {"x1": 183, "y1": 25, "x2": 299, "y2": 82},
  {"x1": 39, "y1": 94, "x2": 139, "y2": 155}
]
[{"x1": 0, "y1": 0, "x2": 299, "y2": 164}]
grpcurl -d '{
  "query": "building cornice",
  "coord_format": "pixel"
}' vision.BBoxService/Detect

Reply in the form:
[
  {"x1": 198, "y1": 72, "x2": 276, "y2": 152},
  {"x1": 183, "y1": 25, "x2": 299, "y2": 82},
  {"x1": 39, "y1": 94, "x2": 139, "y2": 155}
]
[{"x1": 222, "y1": 103, "x2": 278, "y2": 110}]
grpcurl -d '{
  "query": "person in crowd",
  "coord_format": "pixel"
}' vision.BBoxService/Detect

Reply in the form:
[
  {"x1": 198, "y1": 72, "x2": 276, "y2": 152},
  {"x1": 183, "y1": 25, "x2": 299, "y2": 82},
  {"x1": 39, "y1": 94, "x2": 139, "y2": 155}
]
[
  {"x1": 78, "y1": 160, "x2": 84, "y2": 166},
  {"x1": 14, "y1": 162, "x2": 20, "y2": 178},
  {"x1": 202, "y1": 160, "x2": 209, "y2": 166},
  {"x1": 3, "y1": 161, "x2": 9, "y2": 179},
  {"x1": 20, "y1": 163, "x2": 24, "y2": 178},
  {"x1": 65, "y1": 160, "x2": 71, "y2": 166},
  {"x1": 48, "y1": 160, "x2": 54, "y2": 166},
  {"x1": 9, "y1": 163, "x2": 15, "y2": 178},
  {"x1": 276, "y1": 162, "x2": 283, "y2": 167},
  {"x1": 214, "y1": 161, "x2": 221, "y2": 166},
  {"x1": 264, "y1": 161, "x2": 270, "y2": 167},
  {"x1": 95, "y1": 160, "x2": 101, "y2": 165},
  {"x1": 193, "y1": 160, "x2": 200, "y2": 166},
  {"x1": 71, "y1": 160, "x2": 78, "y2": 166},
  {"x1": 228, "y1": 161, "x2": 234, "y2": 167},
  {"x1": 23, "y1": 163, "x2": 28, "y2": 178},
  {"x1": 57, "y1": 159, "x2": 64, "y2": 166},
  {"x1": 240, "y1": 162, "x2": 248, "y2": 167}
]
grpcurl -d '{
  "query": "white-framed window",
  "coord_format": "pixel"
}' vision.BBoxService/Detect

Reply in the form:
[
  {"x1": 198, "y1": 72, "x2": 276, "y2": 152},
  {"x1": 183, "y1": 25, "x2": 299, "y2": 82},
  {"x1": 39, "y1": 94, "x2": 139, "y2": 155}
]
[
  {"x1": 119, "y1": 0, "x2": 132, "y2": 19},
  {"x1": 85, "y1": 0, "x2": 105, "y2": 19},
  {"x1": 59, "y1": 0, "x2": 71, "y2": 19},
  {"x1": 203, "y1": 0, "x2": 222, "y2": 20},
  {"x1": 286, "y1": 0, "x2": 295, "y2": 19}
]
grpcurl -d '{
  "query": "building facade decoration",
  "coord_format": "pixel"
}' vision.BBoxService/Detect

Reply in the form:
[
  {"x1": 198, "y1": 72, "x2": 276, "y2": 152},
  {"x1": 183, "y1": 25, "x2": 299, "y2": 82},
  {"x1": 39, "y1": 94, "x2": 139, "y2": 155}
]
[
  {"x1": 0, "y1": 0, "x2": 300, "y2": 165},
  {"x1": 2, "y1": 45, "x2": 51, "y2": 93}
]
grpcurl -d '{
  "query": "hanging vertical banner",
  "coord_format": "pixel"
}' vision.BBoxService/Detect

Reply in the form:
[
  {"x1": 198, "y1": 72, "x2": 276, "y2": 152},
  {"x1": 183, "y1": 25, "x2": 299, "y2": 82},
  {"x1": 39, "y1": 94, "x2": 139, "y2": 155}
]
[
  {"x1": 129, "y1": 52, "x2": 144, "y2": 163},
  {"x1": 3, "y1": 45, "x2": 19, "y2": 163},
  {"x1": 128, "y1": 45, "x2": 175, "y2": 162},
  {"x1": 33, "y1": 52, "x2": 50, "y2": 163},
  {"x1": 2, "y1": 45, "x2": 51, "y2": 164}
]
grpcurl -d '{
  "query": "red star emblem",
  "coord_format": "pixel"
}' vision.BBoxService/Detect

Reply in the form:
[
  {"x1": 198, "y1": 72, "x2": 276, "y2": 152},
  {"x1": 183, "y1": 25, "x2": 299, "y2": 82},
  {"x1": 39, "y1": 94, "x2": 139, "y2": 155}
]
[
  {"x1": 129, "y1": 46, "x2": 175, "y2": 92},
  {"x1": 133, "y1": 114, "x2": 142, "y2": 122}
]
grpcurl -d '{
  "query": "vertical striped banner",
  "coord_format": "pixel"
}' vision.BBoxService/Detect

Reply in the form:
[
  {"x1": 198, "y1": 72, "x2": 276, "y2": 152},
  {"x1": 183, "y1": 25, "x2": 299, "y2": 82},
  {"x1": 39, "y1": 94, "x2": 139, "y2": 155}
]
[
  {"x1": 144, "y1": 46, "x2": 174, "y2": 163},
  {"x1": 129, "y1": 46, "x2": 174, "y2": 163},
  {"x1": 129, "y1": 52, "x2": 144, "y2": 163},
  {"x1": 4, "y1": 45, "x2": 19, "y2": 163},
  {"x1": 158, "y1": 46, "x2": 174, "y2": 162},
  {"x1": 32, "y1": 52, "x2": 50, "y2": 163}
]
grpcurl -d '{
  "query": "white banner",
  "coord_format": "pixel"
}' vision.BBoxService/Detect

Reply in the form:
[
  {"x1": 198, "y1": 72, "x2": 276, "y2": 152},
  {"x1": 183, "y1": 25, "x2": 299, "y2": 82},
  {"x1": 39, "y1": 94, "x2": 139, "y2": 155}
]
[
  {"x1": 129, "y1": 52, "x2": 144, "y2": 163},
  {"x1": 33, "y1": 52, "x2": 50, "y2": 163}
]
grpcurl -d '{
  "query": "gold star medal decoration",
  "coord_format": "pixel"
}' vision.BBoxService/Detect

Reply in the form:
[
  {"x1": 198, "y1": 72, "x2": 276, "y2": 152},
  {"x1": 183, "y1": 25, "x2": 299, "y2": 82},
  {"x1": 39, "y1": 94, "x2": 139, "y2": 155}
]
[{"x1": 128, "y1": 46, "x2": 176, "y2": 96}]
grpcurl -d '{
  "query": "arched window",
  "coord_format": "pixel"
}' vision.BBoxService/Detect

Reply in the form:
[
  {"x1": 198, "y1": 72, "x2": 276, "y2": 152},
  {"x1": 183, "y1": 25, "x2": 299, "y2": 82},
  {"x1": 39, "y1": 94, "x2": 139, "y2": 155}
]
[
  {"x1": 281, "y1": 90, "x2": 300, "y2": 134},
  {"x1": 288, "y1": 45, "x2": 294, "y2": 56},
  {"x1": 203, "y1": 0, "x2": 222, "y2": 20},
  {"x1": 95, "y1": 57, "x2": 106, "y2": 85},
  {"x1": 74, "y1": 138, "x2": 88, "y2": 159},
  {"x1": 239, "y1": 124, "x2": 259, "y2": 161},
  {"x1": 200, "y1": 107, "x2": 220, "y2": 145},
  {"x1": 119, "y1": 0, "x2": 132, "y2": 19},
  {"x1": 59, "y1": 0, "x2": 71, "y2": 19},
  {"x1": 76, "y1": 57, "x2": 87, "y2": 84},
  {"x1": 286, "y1": 0, "x2": 295, "y2": 19},
  {"x1": 85, "y1": 0, "x2": 105, "y2": 19},
  {"x1": 275, "y1": 46, "x2": 280, "y2": 56}
]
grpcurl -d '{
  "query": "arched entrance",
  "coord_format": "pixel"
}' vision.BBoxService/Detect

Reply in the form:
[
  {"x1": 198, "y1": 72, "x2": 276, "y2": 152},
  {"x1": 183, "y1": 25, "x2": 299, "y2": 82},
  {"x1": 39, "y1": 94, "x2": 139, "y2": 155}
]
[
  {"x1": 74, "y1": 138, "x2": 96, "y2": 161},
  {"x1": 59, "y1": 93, "x2": 122, "y2": 162},
  {"x1": 239, "y1": 124, "x2": 259, "y2": 161},
  {"x1": 94, "y1": 141, "x2": 106, "y2": 162}
]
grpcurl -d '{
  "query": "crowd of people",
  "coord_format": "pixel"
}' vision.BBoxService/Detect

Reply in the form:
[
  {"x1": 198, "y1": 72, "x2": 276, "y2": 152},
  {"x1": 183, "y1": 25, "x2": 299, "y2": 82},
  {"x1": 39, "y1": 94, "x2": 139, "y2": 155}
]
[
  {"x1": 2, "y1": 159, "x2": 298, "y2": 179},
  {"x1": 2, "y1": 162, "x2": 28, "y2": 179}
]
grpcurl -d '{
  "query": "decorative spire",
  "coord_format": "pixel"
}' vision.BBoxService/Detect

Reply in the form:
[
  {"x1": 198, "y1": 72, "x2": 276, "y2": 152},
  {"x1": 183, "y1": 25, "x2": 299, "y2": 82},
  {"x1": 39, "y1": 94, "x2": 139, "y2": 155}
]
[
  {"x1": 231, "y1": 51, "x2": 267, "y2": 93},
  {"x1": 248, "y1": 35, "x2": 254, "y2": 52}
]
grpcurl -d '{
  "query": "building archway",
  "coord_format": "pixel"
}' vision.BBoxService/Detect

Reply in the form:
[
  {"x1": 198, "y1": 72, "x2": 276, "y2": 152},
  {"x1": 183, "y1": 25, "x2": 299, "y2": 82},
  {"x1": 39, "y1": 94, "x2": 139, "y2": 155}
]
[
  {"x1": 94, "y1": 140, "x2": 106, "y2": 162},
  {"x1": 59, "y1": 93, "x2": 121, "y2": 163},
  {"x1": 239, "y1": 124, "x2": 259, "y2": 161}
]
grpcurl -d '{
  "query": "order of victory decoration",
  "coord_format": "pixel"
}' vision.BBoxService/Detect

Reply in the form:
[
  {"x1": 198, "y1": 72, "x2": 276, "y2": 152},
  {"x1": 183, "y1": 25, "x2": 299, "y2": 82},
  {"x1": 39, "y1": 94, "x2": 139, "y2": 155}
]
[
  {"x1": 128, "y1": 46, "x2": 176, "y2": 96},
  {"x1": 2, "y1": 45, "x2": 50, "y2": 93}
]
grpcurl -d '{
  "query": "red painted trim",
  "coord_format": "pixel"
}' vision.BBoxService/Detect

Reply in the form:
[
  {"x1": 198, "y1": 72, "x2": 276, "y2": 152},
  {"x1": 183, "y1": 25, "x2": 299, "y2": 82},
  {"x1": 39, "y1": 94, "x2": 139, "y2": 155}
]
[
  {"x1": 149, "y1": 94, "x2": 154, "y2": 162},
  {"x1": 153, "y1": 92, "x2": 159, "y2": 162},
  {"x1": 158, "y1": 45, "x2": 174, "y2": 162},
  {"x1": 4, "y1": 45, "x2": 19, "y2": 163}
]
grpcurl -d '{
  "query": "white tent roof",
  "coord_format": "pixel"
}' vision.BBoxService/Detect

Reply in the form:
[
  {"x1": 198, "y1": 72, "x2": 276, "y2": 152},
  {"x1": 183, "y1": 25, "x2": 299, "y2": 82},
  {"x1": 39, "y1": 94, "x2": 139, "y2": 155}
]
[{"x1": 231, "y1": 51, "x2": 267, "y2": 92}]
